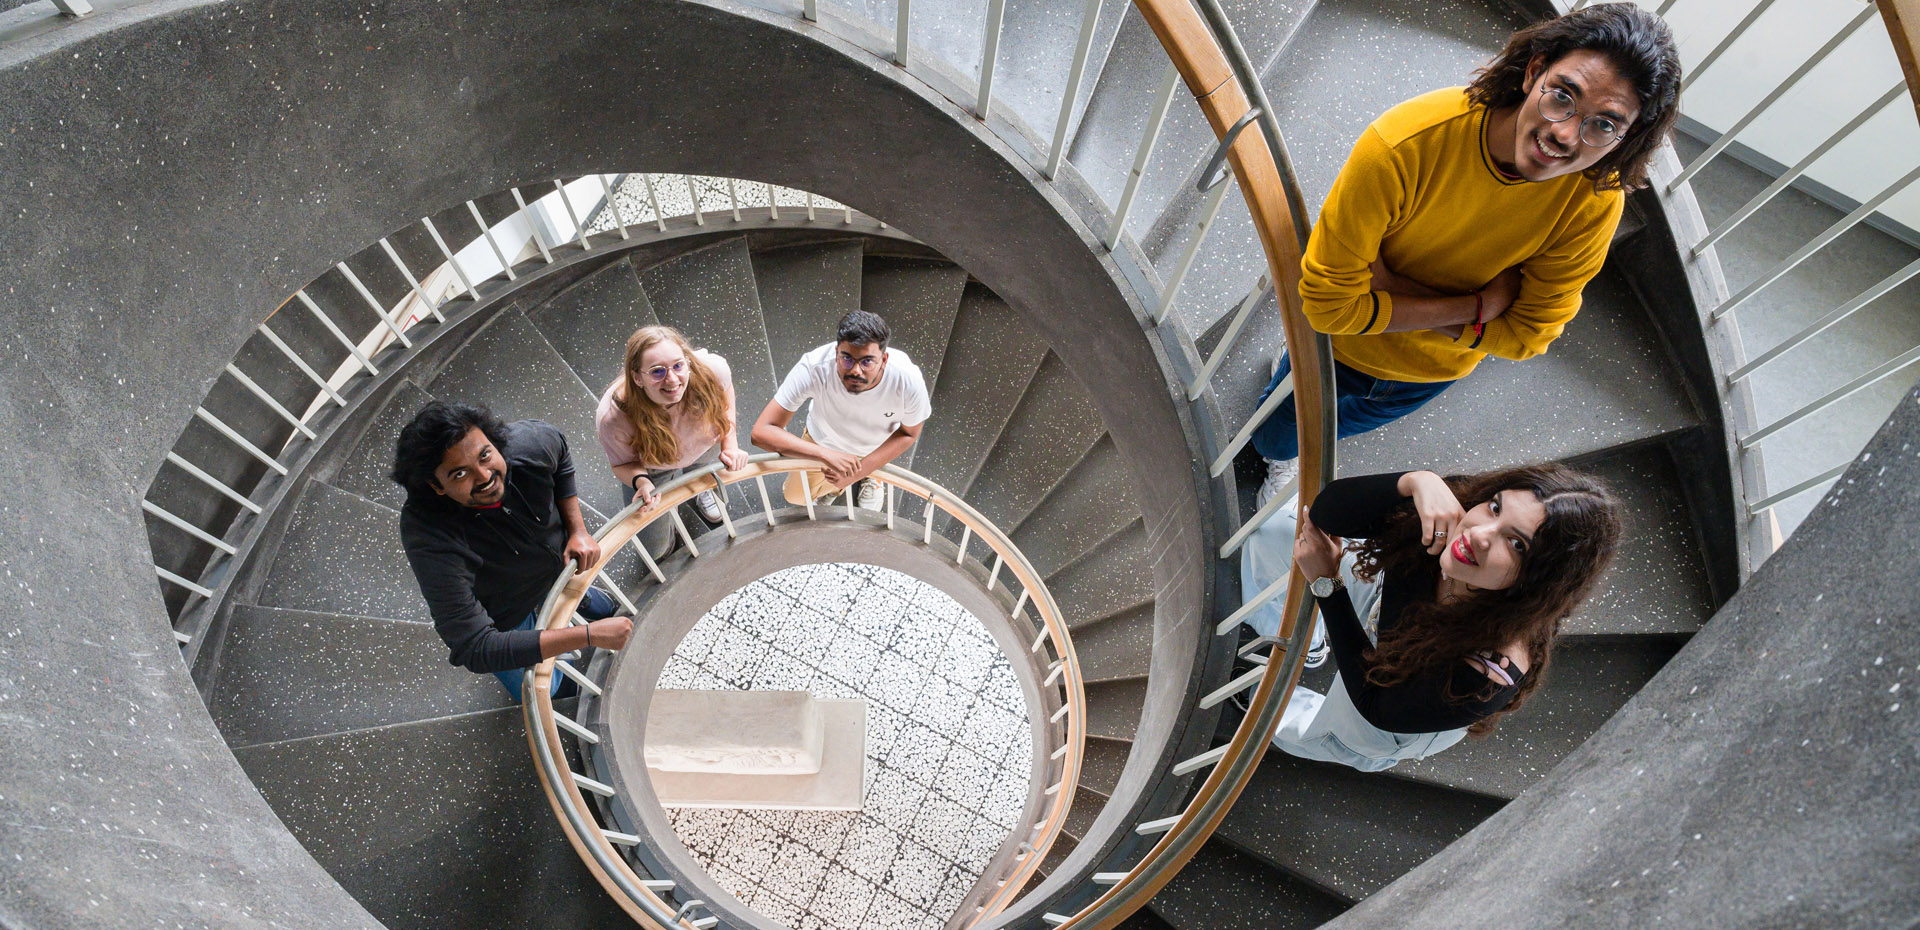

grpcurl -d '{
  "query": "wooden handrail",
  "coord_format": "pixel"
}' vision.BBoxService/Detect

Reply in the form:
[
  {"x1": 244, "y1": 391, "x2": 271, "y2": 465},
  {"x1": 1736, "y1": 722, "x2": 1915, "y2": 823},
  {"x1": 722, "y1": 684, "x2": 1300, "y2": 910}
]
[
  {"x1": 1878, "y1": 0, "x2": 1920, "y2": 124},
  {"x1": 525, "y1": 457, "x2": 1087, "y2": 930}
]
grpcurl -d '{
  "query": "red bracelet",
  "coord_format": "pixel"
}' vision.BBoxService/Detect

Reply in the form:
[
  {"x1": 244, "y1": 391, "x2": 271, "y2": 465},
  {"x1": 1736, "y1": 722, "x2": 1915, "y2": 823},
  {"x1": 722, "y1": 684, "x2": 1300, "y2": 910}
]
[{"x1": 1473, "y1": 291, "x2": 1484, "y2": 326}]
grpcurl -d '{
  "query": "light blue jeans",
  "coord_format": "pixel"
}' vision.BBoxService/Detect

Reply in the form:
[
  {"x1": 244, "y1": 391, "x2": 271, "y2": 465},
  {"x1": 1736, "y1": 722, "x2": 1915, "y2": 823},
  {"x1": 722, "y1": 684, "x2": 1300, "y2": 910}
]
[{"x1": 1239, "y1": 497, "x2": 1467, "y2": 771}]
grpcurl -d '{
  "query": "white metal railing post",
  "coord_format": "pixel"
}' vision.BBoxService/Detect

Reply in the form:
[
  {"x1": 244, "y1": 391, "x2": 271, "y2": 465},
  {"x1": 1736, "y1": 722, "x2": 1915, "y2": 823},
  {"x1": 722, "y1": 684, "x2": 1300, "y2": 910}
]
[
  {"x1": 295, "y1": 290, "x2": 380, "y2": 376},
  {"x1": 379, "y1": 236, "x2": 446, "y2": 322},
  {"x1": 257, "y1": 323, "x2": 347, "y2": 406},
  {"x1": 1730, "y1": 255, "x2": 1920, "y2": 384},
  {"x1": 511, "y1": 188, "x2": 556, "y2": 264},
  {"x1": 1154, "y1": 178, "x2": 1233, "y2": 324},
  {"x1": 1188, "y1": 276, "x2": 1268, "y2": 400},
  {"x1": 1047, "y1": 0, "x2": 1106, "y2": 179},
  {"x1": 156, "y1": 565, "x2": 213, "y2": 599},
  {"x1": 1105, "y1": 62, "x2": 1181, "y2": 250},
  {"x1": 727, "y1": 178, "x2": 742, "y2": 222},
  {"x1": 49, "y1": 0, "x2": 94, "y2": 15},
  {"x1": 421, "y1": 216, "x2": 482, "y2": 296},
  {"x1": 336, "y1": 262, "x2": 413, "y2": 347},
  {"x1": 1713, "y1": 165, "x2": 1920, "y2": 321},
  {"x1": 895, "y1": 0, "x2": 911, "y2": 66},
  {"x1": 1748, "y1": 461, "x2": 1852, "y2": 514},
  {"x1": 1738, "y1": 344, "x2": 1920, "y2": 449},
  {"x1": 551, "y1": 180, "x2": 592, "y2": 250},
  {"x1": 1680, "y1": 0, "x2": 1783, "y2": 93},
  {"x1": 687, "y1": 176, "x2": 706, "y2": 226},
  {"x1": 165, "y1": 452, "x2": 264, "y2": 514},
  {"x1": 193, "y1": 408, "x2": 289, "y2": 476},
  {"x1": 467, "y1": 200, "x2": 521, "y2": 279},
  {"x1": 596, "y1": 176, "x2": 633, "y2": 240},
  {"x1": 643, "y1": 175, "x2": 668, "y2": 232},
  {"x1": 1211, "y1": 374, "x2": 1290, "y2": 476},
  {"x1": 976, "y1": 0, "x2": 1009, "y2": 119},
  {"x1": 142, "y1": 500, "x2": 239, "y2": 556},
  {"x1": 803, "y1": 0, "x2": 817, "y2": 21},
  {"x1": 222, "y1": 364, "x2": 316, "y2": 440}
]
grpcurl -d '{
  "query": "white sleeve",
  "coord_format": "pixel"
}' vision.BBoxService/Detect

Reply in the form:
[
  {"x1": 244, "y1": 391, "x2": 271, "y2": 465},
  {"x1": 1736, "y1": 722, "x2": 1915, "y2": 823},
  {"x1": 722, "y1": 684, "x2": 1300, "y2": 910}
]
[
  {"x1": 900, "y1": 368, "x2": 932, "y2": 428},
  {"x1": 770, "y1": 359, "x2": 815, "y2": 412}
]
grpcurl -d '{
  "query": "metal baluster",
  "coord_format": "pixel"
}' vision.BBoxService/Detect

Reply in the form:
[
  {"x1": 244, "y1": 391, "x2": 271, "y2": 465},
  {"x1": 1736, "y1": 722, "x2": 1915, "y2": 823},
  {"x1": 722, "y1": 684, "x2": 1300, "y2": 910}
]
[
  {"x1": 1693, "y1": 84, "x2": 1905, "y2": 249},
  {"x1": 1731, "y1": 255, "x2": 1920, "y2": 384},
  {"x1": 257, "y1": 323, "x2": 346, "y2": 406},
  {"x1": 421, "y1": 216, "x2": 481, "y2": 298},
  {"x1": 379, "y1": 237, "x2": 444, "y2": 323},
  {"x1": 1217, "y1": 571, "x2": 1289, "y2": 634},
  {"x1": 467, "y1": 200, "x2": 521, "y2": 279},
  {"x1": 1199, "y1": 664, "x2": 1266, "y2": 708},
  {"x1": 1135, "y1": 816, "x2": 1179, "y2": 835},
  {"x1": 1654, "y1": 0, "x2": 1680, "y2": 16},
  {"x1": 1671, "y1": 6, "x2": 1877, "y2": 191},
  {"x1": 806, "y1": 193, "x2": 818, "y2": 222},
  {"x1": 1739, "y1": 344, "x2": 1920, "y2": 449},
  {"x1": 804, "y1": 475, "x2": 818, "y2": 520},
  {"x1": 193, "y1": 407, "x2": 289, "y2": 476},
  {"x1": 976, "y1": 0, "x2": 1009, "y2": 118},
  {"x1": 956, "y1": 525, "x2": 972, "y2": 563},
  {"x1": 336, "y1": 262, "x2": 413, "y2": 347},
  {"x1": 1220, "y1": 476, "x2": 1296, "y2": 559},
  {"x1": 755, "y1": 474, "x2": 778, "y2": 526},
  {"x1": 844, "y1": 201, "x2": 853, "y2": 224},
  {"x1": 1188, "y1": 276, "x2": 1268, "y2": 400},
  {"x1": 1046, "y1": 0, "x2": 1105, "y2": 179},
  {"x1": 223, "y1": 364, "x2": 316, "y2": 440},
  {"x1": 631, "y1": 535, "x2": 667, "y2": 585},
  {"x1": 50, "y1": 0, "x2": 93, "y2": 15},
  {"x1": 727, "y1": 177, "x2": 742, "y2": 222},
  {"x1": 142, "y1": 500, "x2": 238, "y2": 556},
  {"x1": 1714, "y1": 165, "x2": 1920, "y2": 322},
  {"x1": 555, "y1": 659, "x2": 602, "y2": 696},
  {"x1": 987, "y1": 553, "x2": 1004, "y2": 590},
  {"x1": 1682, "y1": 0, "x2": 1782, "y2": 92},
  {"x1": 156, "y1": 565, "x2": 213, "y2": 598},
  {"x1": 686, "y1": 176, "x2": 706, "y2": 226},
  {"x1": 1171, "y1": 743, "x2": 1230, "y2": 776},
  {"x1": 556, "y1": 715, "x2": 600, "y2": 744},
  {"x1": 895, "y1": 0, "x2": 911, "y2": 66},
  {"x1": 923, "y1": 491, "x2": 937, "y2": 544},
  {"x1": 1749, "y1": 460, "x2": 1851, "y2": 514},
  {"x1": 595, "y1": 175, "x2": 632, "y2": 240},
  {"x1": 511, "y1": 187, "x2": 556, "y2": 264},
  {"x1": 1105, "y1": 62, "x2": 1180, "y2": 249},
  {"x1": 1155, "y1": 179, "x2": 1233, "y2": 324},
  {"x1": 1030, "y1": 626, "x2": 1050, "y2": 654},
  {"x1": 669, "y1": 510, "x2": 701, "y2": 557},
  {"x1": 768, "y1": 181, "x2": 781, "y2": 220},
  {"x1": 1211, "y1": 373, "x2": 1290, "y2": 476},
  {"x1": 1009, "y1": 589, "x2": 1030, "y2": 620},
  {"x1": 595, "y1": 577, "x2": 640, "y2": 615},
  {"x1": 803, "y1": 0, "x2": 817, "y2": 21},
  {"x1": 1044, "y1": 660, "x2": 1065, "y2": 687},
  {"x1": 846, "y1": 484, "x2": 858, "y2": 521},
  {"x1": 643, "y1": 175, "x2": 668, "y2": 231},
  {"x1": 551, "y1": 180, "x2": 592, "y2": 251},
  {"x1": 294, "y1": 290, "x2": 379, "y2": 376},
  {"x1": 165, "y1": 452, "x2": 263, "y2": 514},
  {"x1": 713, "y1": 479, "x2": 737, "y2": 539}
]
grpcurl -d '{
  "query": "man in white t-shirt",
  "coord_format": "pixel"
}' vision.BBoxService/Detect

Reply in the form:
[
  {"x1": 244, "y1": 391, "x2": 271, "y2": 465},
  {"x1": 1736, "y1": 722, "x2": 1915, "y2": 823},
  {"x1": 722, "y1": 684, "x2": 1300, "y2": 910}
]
[{"x1": 751, "y1": 311, "x2": 932, "y2": 509}]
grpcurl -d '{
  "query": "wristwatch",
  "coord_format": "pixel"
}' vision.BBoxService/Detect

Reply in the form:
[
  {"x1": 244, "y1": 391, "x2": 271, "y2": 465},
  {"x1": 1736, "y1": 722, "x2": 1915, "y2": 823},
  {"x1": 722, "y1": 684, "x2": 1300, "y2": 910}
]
[{"x1": 1309, "y1": 575, "x2": 1343, "y2": 598}]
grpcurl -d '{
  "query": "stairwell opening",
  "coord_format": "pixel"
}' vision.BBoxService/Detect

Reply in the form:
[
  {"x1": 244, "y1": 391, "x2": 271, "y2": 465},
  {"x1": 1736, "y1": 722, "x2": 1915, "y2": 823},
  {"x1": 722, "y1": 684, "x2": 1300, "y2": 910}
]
[{"x1": 654, "y1": 561, "x2": 1036, "y2": 930}]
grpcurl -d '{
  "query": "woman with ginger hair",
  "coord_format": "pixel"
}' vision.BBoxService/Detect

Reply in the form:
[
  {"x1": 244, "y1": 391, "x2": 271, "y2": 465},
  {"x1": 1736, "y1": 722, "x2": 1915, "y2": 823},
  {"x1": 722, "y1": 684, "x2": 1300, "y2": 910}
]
[
  {"x1": 595, "y1": 325, "x2": 746, "y2": 558},
  {"x1": 1240, "y1": 463, "x2": 1621, "y2": 770}
]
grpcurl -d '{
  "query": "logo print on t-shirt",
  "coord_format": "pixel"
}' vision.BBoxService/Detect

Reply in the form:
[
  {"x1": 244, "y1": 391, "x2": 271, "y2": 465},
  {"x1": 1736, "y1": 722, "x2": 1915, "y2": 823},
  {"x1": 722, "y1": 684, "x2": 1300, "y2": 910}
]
[{"x1": 885, "y1": 411, "x2": 895, "y2": 417}]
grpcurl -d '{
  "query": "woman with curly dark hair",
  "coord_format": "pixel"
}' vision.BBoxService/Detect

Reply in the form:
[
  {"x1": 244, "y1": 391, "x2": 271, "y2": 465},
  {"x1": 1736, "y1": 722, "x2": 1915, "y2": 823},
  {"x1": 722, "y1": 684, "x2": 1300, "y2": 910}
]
[{"x1": 1239, "y1": 464, "x2": 1622, "y2": 770}]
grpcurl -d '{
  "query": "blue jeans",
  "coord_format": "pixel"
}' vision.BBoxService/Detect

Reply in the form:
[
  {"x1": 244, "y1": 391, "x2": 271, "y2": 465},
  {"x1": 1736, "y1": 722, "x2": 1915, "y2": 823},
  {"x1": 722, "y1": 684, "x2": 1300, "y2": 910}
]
[
  {"x1": 493, "y1": 585, "x2": 619, "y2": 702},
  {"x1": 1249, "y1": 354, "x2": 1456, "y2": 461}
]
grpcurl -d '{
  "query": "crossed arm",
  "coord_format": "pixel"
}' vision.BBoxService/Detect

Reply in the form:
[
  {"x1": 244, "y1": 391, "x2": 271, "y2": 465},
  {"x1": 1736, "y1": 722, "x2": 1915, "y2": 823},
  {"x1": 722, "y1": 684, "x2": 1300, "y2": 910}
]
[{"x1": 751, "y1": 400, "x2": 923, "y2": 490}]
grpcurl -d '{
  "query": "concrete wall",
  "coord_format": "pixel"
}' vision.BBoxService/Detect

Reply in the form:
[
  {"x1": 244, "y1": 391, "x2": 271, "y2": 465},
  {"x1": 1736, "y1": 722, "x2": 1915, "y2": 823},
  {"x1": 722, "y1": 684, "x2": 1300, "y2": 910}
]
[{"x1": 0, "y1": 0, "x2": 1205, "y2": 924}]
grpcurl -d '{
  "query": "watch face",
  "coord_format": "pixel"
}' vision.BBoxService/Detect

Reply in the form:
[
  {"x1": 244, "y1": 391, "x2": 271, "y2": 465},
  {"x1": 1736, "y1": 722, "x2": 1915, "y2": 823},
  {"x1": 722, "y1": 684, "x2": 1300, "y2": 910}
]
[{"x1": 1311, "y1": 577, "x2": 1333, "y2": 597}]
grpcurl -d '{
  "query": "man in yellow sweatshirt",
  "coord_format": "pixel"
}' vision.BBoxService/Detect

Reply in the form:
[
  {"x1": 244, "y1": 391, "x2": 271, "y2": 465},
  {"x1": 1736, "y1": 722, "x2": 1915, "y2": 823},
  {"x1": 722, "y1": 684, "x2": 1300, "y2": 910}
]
[{"x1": 1251, "y1": 3, "x2": 1682, "y2": 505}]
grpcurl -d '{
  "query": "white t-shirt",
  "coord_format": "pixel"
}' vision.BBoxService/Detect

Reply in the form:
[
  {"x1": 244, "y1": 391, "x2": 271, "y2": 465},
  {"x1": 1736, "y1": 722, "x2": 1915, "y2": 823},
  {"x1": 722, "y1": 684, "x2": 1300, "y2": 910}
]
[{"x1": 772, "y1": 343, "x2": 931, "y2": 456}]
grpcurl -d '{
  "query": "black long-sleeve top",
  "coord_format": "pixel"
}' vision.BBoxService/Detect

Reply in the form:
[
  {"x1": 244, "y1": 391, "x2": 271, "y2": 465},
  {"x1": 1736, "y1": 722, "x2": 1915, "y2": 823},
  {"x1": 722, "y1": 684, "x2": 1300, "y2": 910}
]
[
  {"x1": 1307, "y1": 472, "x2": 1523, "y2": 733},
  {"x1": 400, "y1": 420, "x2": 578, "y2": 674}
]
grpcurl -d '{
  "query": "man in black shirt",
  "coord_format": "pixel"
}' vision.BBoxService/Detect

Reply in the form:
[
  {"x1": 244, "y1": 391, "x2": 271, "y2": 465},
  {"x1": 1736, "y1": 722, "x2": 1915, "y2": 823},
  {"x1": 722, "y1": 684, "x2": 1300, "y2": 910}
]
[{"x1": 394, "y1": 401, "x2": 633, "y2": 701}]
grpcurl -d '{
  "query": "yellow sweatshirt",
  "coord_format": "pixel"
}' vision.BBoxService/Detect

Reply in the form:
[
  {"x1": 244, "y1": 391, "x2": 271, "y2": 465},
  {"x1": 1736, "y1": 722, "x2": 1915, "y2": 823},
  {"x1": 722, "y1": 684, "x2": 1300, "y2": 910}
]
[{"x1": 1298, "y1": 88, "x2": 1623, "y2": 383}]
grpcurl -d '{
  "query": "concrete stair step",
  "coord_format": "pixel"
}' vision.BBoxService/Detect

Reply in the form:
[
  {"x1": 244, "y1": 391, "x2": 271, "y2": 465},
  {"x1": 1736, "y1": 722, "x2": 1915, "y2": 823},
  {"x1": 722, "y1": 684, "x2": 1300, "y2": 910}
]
[
  {"x1": 207, "y1": 605, "x2": 510, "y2": 749},
  {"x1": 1084, "y1": 675, "x2": 1148, "y2": 741},
  {"x1": 257, "y1": 479, "x2": 425, "y2": 623},
  {"x1": 1011, "y1": 434, "x2": 1143, "y2": 578},
  {"x1": 1071, "y1": 601, "x2": 1155, "y2": 684},
  {"x1": 426, "y1": 309, "x2": 627, "y2": 516},
  {"x1": 1143, "y1": 837, "x2": 1347, "y2": 930},
  {"x1": 329, "y1": 379, "x2": 437, "y2": 512},
  {"x1": 229, "y1": 704, "x2": 630, "y2": 930},
  {"x1": 1218, "y1": 751, "x2": 1504, "y2": 902},
  {"x1": 1382, "y1": 634, "x2": 1685, "y2": 800},
  {"x1": 957, "y1": 352, "x2": 1109, "y2": 533},
  {"x1": 912, "y1": 283, "x2": 1051, "y2": 496},
  {"x1": 639, "y1": 238, "x2": 779, "y2": 456},
  {"x1": 1047, "y1": 519, "x2": 1154, "y2": 627},
  {"x1": 525, "y1": 256, "x2": 659, "y2": 399},
  {"x1": 1337, "y1": 265, "x2": 1700, "y2": 475},
  {"x1": 1080, "y1": 734, "x2": 1131, "y2": 797},
  {"x1": 753, "y1": 239, "x2": 868, "y2": 443},
  {"x1": 1565, "y1": 442, "x2": 1717, "y2": 637}
]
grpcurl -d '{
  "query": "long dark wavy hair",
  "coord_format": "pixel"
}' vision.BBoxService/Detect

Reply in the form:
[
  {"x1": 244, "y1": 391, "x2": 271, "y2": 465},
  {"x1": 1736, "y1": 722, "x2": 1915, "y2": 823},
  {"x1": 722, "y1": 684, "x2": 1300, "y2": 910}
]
[
  {"x1": 1465, "y1": 3, "x2": 1682, "y2": 192},
  {"x1": 1350, "y1": 464, "x2": 1623, "y2": 736}
]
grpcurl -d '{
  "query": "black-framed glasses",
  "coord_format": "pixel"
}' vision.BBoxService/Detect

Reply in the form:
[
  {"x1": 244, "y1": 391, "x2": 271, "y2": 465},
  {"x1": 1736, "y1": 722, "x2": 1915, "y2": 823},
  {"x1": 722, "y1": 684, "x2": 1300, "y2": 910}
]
[
  {"x1": 837, "y1": 354, "x2": 881, "y2": 373},
  {"x1": 1537, "y1": 86, "x2": 1627, "y2": 149},
  {"x1": 643, "y1": 360, "x2": 689, "y2": 383}
]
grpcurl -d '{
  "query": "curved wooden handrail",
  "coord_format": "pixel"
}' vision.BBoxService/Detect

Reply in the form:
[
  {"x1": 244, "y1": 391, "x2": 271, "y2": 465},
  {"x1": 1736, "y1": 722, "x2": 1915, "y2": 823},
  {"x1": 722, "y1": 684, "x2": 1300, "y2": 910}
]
[
  {"x1": 1039, "y1": 0, "x2": 1333, "y2": 927},
  {"x1": 523, "y1": 456, "x2": 1087, "y2": 930},
  {"x1": 1877, "y1": 0, "x2": 1920, "y2": 124}
]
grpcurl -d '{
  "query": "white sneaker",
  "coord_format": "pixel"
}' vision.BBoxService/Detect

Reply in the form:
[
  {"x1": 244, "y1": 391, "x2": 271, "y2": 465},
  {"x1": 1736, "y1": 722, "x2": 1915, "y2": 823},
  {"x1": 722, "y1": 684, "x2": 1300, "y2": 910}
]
[
  {"x1": 857, "y1": 479, "x2": 885, "y2": 511},
  {"x1": 1303, "y1": 619, "x2": 1329, "y2": 669},
  {"x1": 693, "y1": 488, "x2": 724, "y2": 525},
  {"x1": 1256, "y1": 458, "x2": 1298, "y2": 508}
]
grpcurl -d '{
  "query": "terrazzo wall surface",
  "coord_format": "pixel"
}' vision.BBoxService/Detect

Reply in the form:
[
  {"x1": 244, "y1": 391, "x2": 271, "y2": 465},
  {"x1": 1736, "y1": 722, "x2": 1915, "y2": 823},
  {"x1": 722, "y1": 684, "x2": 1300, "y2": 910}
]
[{"x1": 657, "y1": 562, "x2": 1033, "y2": 930}]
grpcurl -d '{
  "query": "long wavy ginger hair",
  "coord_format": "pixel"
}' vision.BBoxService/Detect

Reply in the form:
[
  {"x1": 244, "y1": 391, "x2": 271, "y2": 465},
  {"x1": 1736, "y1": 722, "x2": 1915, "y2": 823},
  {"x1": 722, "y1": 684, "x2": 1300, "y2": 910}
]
[
  {"x1": 609, "y1": 325, "x2": 730, "y2": 467},
  {"x1": 1350, "y1": 463, "x2": 1623, "y2": 736}
]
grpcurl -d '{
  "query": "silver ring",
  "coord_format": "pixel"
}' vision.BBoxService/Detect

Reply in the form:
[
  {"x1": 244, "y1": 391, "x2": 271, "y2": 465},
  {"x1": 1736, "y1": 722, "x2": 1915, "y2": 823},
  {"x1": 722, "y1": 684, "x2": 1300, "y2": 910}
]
[{"x1": 1432, "y1": 529, "x2": 1445, "y2": 538}]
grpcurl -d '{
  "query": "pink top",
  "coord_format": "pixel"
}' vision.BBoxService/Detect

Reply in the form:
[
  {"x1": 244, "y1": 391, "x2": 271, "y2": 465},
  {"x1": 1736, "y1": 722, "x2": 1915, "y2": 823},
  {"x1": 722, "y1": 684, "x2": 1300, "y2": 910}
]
[{"x1": 595, "y1": 348, "x2": 735, "y2": 472}]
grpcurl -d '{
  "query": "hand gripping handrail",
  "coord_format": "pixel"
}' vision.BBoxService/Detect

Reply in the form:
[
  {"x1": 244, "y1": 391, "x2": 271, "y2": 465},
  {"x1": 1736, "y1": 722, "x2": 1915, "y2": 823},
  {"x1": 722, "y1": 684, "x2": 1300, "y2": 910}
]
[{"x1": 522, "y1": 455, "x2": 1086, "y2": 929}]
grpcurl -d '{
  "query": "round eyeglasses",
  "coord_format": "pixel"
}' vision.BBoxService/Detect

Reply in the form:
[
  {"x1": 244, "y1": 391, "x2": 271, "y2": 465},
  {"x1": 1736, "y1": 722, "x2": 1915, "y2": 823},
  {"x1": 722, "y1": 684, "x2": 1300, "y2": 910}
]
[
  {"x1": 837, "y1": 354, "x2": 882, "y2": 373},
  {"x1": 642, "y1": 360, "x2": 688, "y2": 383},
  {"x1": 1537, "y1": 86, "x2": 1627, "y2": 149}
]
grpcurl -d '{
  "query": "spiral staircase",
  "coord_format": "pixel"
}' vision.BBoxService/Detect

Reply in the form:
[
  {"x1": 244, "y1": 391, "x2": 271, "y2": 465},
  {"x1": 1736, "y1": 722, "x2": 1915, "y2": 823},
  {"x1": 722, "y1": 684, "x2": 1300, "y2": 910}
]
[{"x1": 2, "y1": 0, "x2": 1917, "y2": 928}]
